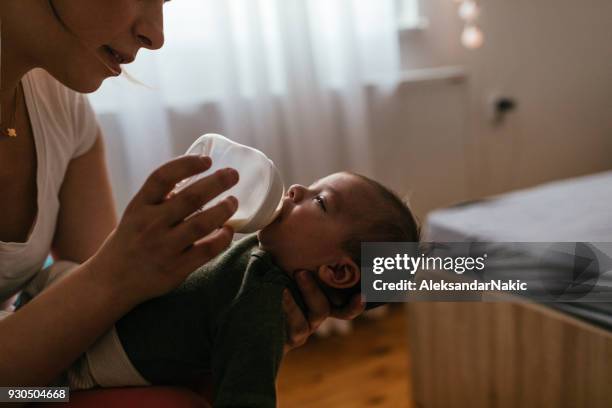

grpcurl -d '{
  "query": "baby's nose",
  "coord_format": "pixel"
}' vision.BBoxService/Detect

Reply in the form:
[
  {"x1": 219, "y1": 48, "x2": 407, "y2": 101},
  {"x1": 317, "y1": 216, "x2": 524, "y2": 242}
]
[{"x1": 288, "y1": 184, "x2": 306, "y2": 202}]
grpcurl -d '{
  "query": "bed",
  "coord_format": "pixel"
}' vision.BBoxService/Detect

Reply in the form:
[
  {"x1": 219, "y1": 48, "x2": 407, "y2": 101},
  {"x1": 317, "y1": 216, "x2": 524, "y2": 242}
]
[{"x1": 406, "y1": 170, "x2": 612, "y2": 407}]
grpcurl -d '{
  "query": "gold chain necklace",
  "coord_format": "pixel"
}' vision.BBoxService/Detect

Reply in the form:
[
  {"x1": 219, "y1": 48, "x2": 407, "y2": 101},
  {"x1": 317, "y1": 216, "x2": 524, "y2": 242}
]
[
  {"x1": 3, "y1": 85, "x2": 20, "y2": 138},
  {"x1": 1, "y1": 15, "x2": 18, "y2": 139}
]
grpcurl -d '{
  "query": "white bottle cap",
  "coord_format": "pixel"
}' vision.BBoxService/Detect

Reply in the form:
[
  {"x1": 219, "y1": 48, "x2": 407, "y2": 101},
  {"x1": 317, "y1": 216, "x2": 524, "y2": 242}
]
[{"x1": 174, "y1": 134, "x2": 285, "y2": 233}]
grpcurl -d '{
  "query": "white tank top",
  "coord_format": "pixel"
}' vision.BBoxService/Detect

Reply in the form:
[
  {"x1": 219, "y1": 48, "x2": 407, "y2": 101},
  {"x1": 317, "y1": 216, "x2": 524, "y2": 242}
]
[{"x1": 0, "y1": 69, "x2": 99, "y2": 304}]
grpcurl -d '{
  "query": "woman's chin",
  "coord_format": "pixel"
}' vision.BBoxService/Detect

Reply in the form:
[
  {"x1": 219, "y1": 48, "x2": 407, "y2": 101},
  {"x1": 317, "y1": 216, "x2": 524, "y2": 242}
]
[
  {"x1": 72, "y1": 76, "x2": 106, "y2": 94},
  {"x1": 56, "y1": 68, "x2": 109, "y2": 94}
]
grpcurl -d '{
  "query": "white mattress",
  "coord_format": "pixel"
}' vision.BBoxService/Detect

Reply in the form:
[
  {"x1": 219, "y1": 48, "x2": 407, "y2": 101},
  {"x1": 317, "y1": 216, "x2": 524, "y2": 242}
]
[{"x1": 425, "y1": 171, "x2": 612, "y2": 243}]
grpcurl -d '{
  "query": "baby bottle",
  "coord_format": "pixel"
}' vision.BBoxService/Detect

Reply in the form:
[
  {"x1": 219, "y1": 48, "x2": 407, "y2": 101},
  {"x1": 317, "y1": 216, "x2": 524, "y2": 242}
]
[{"x1": 174, "y1": 134, "x2": 285, "y2": 233}]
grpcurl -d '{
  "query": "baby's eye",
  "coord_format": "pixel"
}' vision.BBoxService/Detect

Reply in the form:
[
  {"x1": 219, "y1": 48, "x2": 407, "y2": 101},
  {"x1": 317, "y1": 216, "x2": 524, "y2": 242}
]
[{"x1": 314, "y1": 195, "x2": 327, "y2": 212}]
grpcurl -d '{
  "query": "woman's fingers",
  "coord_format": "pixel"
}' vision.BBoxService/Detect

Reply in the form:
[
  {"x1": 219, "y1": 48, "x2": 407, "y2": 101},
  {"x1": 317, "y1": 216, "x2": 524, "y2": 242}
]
[
  {"x1": 295, "y1": 270, "x2": 330, "y2": 330},
  {"x1": 178, "y1": 225, "x2": 235, "y2": 275},
  {"x1": 98, "y1": 156, "x2": 241, "y2": 302},
  {"x1": 282, "y1": 271, "x2": 365, "y2": 354},
  {"x1": 162, "y1": 168, "x2": 239, "y2": 226},
  {"x1": 171, "y1": 196, "x2": 238, "y2": 250},
  {"x1": 330, "y1": 293, "x2": 365, "y2": 320},
  {"x1": 134, "y1": 155, "x2": 213, "y2": 206},
  {"x1": 282, "y1": 289, "x2": 310, "y2": 351}
]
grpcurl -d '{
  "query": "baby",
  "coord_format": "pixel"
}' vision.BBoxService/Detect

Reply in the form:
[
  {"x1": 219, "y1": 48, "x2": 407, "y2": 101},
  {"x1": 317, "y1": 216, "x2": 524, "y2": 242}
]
[{"x1": 23, "y1": 171, "x2": 419, "y2": 406}]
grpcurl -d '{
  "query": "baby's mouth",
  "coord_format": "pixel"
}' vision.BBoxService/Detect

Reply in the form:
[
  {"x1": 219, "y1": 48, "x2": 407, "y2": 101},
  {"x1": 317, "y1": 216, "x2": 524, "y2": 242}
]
[
  {"x1": 269, "y1": 202, "x2": 286, "y2": 225},
  {"x1": 272, "y1": 211, "x2": 282, "y2": 224},
  {"x1": 275, "y1": 198, "x2": 295, "y2": 223},
  {"x1": 260, "y1": 207, "x2": 282, "y2": 234}
]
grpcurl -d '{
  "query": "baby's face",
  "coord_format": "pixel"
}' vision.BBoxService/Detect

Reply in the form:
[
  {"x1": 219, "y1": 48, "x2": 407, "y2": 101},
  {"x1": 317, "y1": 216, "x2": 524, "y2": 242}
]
[{"x1": 258, "y1": 172, "x2": 372, "y2": 273}]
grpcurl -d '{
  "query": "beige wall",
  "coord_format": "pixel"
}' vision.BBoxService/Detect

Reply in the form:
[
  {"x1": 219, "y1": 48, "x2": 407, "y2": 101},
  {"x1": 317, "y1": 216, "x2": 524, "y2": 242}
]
[{"x1": 384, "y1": 0, "x2": 612, "y2": 216}]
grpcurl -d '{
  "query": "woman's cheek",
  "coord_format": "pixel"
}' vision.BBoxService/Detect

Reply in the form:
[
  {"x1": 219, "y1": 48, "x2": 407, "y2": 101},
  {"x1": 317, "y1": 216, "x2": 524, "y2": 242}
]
[{"x1": 52, "y1": 0, "x2": 135, "y2": 43}]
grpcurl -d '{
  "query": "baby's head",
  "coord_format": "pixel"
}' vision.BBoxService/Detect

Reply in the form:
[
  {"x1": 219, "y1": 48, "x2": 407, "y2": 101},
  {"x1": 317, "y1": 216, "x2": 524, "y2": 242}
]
[{"x1": 257, "y1": 172, "x2": 419, "y2": 309}]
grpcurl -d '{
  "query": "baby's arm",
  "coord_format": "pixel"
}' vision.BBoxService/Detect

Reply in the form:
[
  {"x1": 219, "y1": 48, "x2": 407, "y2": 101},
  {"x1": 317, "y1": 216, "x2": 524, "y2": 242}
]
[{"x1": 212, "y1": 283, "x2": 286, "y2": 408}]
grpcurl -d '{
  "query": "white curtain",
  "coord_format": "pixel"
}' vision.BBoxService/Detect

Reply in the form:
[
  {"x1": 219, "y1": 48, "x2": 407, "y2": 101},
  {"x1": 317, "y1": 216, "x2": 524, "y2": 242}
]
[{"x1": 90, "y1": 0, "x2": 401, "y2": 211}]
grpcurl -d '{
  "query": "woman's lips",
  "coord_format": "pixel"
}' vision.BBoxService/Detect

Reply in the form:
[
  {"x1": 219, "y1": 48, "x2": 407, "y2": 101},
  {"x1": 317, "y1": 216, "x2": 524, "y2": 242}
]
[
  {"x1": 100, "y1": 45, "x2": 134, "y2": 76},
  {"x1": 100, "y1": 46, "x2": 122, "y2": 75}
]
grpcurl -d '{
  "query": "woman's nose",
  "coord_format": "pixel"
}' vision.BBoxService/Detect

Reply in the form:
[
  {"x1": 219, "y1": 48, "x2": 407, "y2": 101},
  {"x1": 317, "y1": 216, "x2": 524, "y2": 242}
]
[
  {"x1": 134, "y1": 3, "x2": 165, "y2": 50},
  {"x1": 287, "y1": 185, "x2": 306, "y2": 203}
]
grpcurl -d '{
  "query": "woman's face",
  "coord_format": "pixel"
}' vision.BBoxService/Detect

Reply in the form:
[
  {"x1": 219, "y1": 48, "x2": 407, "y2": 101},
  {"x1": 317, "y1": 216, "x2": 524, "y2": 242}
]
[{"x1": 44, "y1": 0, "x2": 166, "y2": 92}]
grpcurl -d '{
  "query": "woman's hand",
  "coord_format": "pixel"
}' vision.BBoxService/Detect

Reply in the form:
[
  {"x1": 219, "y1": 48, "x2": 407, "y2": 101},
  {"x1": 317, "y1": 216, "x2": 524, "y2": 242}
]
[
  {"x1": 282, "y1": 270, "x2": 365, "y2": 353},
  {"x1": 0, "y1": 155, "x2": 239, "y2": 386},
  {"x1": 90, "y1": 155, "x2": 239, "y2": 304}
]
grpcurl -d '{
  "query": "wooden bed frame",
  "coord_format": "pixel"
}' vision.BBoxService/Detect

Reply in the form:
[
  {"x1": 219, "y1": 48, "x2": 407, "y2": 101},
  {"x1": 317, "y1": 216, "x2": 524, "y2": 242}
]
[{"x1": 406, "y1": 301, "x2": 612, "y2": 407}]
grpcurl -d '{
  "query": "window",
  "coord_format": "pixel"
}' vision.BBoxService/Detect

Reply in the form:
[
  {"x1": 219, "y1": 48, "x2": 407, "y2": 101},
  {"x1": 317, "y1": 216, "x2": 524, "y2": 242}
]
[{"x1": 397, "y1": 0, "x2": 428, "y2": 31}]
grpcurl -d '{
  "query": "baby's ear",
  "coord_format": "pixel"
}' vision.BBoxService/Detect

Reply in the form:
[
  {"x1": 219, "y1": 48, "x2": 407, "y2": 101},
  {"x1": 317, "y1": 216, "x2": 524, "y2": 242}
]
[{"x1": 317, "y1": 256, "x2": 360, "y2": 289}]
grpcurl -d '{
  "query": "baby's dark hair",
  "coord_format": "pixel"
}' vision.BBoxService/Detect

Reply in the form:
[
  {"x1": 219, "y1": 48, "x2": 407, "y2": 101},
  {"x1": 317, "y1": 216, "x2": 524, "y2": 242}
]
[{"x1": 334, "y1": 172, "x2": 421, "y2": 310}]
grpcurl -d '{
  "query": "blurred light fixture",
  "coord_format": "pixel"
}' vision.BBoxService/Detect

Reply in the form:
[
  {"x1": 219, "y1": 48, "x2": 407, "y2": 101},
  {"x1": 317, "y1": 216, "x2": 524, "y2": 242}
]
[
  {"x1": 459, "y1": 0, "x2": 480, "y2": 22},
  {"x1": 461, "y1": 25, "x2": 484, "y2": 49},
  {"x1": 455, "y1": 0, "x2": 484, "y2": 49}
]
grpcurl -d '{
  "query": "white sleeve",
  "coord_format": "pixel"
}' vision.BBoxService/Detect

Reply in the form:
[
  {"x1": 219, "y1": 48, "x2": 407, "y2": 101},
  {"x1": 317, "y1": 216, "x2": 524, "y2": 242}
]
[
  {"x1": 18, "y1": 261, "x2": 80, "y2": 306},
  {"x1": 0, "y1": 262, "x2": 78, "y2": 320},
  {"x1": 70, "y1": 92, "x2": 100, "y2": 158}
]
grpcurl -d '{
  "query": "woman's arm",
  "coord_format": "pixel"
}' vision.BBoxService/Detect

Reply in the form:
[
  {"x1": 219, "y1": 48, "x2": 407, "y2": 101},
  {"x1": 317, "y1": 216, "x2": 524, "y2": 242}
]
[
  {"x1": 52, "y1": 132, "x2": 118, "y2": 262},
  {"x1": 0, "y1": 260, "x2": 141, "y2": 386}
]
